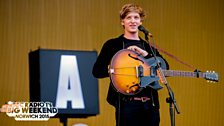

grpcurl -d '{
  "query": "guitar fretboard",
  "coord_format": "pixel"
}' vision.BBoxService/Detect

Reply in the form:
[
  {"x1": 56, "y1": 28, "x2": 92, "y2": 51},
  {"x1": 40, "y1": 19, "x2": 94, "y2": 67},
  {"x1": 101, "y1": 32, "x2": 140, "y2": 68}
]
[{"x1": 162, "y1": 70, "x2": 204, "y2": 78}]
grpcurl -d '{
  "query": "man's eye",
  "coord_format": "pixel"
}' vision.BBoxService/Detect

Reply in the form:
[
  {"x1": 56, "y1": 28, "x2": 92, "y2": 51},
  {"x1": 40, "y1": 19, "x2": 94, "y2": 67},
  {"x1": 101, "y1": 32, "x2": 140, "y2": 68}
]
[{"x1": 135, "y1": 16, "x2": 140, "y2": 19}]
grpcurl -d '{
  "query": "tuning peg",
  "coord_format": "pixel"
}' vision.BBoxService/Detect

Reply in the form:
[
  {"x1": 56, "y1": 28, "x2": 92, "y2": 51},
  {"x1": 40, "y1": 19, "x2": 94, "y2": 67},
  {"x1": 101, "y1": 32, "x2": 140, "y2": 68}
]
[{"x1": 207, "y1": 80, "x2": 212, "y2": 83}]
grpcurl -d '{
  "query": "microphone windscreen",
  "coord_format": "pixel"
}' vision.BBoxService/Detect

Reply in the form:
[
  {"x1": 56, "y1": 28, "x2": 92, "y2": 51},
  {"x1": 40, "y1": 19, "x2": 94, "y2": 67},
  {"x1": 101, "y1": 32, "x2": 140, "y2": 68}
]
[{"x1": 138, "y1": 25, "x2": 144, "y2": 31}]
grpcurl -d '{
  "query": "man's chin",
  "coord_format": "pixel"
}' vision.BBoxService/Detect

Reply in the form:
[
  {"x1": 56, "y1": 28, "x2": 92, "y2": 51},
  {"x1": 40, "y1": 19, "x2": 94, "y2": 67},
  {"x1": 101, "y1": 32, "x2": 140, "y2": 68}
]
[{"x1": 128, "y1": 29, "x2": 138, "y2": 32}]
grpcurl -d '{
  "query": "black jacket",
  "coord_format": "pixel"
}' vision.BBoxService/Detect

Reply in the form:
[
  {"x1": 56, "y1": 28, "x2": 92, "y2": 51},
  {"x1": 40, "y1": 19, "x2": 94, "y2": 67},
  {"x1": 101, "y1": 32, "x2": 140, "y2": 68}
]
[{"x1": 92, "y1": 34, "x2": 169, "y2": 108}]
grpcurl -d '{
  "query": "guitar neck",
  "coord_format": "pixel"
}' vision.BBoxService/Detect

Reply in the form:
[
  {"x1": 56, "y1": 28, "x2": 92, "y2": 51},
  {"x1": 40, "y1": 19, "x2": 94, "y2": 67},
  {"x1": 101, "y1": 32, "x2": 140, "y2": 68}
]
[{"x1": 162, "y1": 70, "x2": 204, "y2": 78}]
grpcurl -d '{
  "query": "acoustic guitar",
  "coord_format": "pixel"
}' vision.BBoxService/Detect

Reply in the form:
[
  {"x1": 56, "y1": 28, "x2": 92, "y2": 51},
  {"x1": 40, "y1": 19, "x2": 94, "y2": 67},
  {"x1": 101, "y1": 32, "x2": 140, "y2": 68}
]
[{"x1": 108, "y1": 49, "x2": 219, "y2": 95}]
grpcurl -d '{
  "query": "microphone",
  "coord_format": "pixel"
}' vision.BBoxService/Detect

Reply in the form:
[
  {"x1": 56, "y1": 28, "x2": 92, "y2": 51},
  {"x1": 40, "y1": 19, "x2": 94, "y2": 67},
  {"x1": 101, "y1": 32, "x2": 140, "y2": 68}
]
[{"x1": 138, "y1": 25, "x2": 153, "y2": 37}]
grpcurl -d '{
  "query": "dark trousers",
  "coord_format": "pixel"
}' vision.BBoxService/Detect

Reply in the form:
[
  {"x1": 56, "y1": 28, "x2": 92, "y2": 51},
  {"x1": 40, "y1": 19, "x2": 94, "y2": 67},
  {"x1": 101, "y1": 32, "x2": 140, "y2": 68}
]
[{"x1": 115, "y1": 100, "x2": 160, "y2": 126}]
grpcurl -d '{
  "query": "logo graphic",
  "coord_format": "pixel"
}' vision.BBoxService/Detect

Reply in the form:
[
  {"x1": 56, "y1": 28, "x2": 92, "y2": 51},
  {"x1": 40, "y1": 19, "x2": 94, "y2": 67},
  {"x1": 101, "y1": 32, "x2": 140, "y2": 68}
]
[{"x1": 0, "y1": 101, "x2": 58, "y2": 121}]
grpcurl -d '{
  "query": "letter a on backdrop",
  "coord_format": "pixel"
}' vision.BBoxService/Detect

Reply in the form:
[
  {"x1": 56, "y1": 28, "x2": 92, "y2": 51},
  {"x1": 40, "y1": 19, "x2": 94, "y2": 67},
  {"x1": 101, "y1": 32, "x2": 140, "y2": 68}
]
[{"x1": 56, "y1": 55, "x2": 85, "y2": 109}]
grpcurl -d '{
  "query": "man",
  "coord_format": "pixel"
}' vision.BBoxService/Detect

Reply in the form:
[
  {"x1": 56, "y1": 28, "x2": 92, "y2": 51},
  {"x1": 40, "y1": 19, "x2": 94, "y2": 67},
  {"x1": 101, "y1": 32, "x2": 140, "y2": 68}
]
[{"x1": 92, "y1": 3, "x2": 169, "y2": 126}]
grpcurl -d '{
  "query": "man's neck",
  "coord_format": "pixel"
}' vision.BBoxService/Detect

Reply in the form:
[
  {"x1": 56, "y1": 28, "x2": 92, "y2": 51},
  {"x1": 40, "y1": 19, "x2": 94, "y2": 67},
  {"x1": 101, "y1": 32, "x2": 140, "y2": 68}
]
[{"x1": 124, "y1": 32, "x2": 140, "y2": 40}]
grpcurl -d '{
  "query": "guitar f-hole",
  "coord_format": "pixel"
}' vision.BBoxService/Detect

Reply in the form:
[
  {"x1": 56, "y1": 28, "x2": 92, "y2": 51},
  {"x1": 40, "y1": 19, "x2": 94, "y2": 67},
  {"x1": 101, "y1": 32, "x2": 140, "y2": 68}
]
[{"x1": 128, "y1": 53, "x2": 144, "y2": 64}]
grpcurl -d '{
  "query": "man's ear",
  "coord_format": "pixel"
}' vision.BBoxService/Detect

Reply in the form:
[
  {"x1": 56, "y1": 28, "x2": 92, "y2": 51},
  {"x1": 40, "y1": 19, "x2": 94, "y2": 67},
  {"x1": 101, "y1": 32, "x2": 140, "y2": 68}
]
[
  {"x1": 140, "y1": 21, "x2": 142, "y2": 25},
  {"x1": 121, "y1": 20, "x2": 124, "y2": 26}
]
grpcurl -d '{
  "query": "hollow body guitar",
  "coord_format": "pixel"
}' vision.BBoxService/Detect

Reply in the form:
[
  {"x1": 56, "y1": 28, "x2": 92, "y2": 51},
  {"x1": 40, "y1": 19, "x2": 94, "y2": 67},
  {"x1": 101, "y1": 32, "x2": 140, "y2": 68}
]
[{"x1": 108, "y1": 49, "x2": 219, "y2": 95}]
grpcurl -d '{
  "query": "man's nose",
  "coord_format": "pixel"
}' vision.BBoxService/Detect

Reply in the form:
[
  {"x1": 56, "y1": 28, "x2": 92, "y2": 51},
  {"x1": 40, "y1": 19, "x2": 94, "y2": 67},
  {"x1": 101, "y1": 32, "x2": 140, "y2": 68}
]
[{"x1": 130, "y1": 18, "x2": 135, "y2": 22}]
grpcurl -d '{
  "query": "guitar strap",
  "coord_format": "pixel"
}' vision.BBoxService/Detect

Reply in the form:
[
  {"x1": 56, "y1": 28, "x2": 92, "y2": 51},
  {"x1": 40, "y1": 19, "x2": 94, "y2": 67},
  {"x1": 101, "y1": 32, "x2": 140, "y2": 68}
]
[{"x1": 148, "y1": 40, "x2": 196, "y2": 70}]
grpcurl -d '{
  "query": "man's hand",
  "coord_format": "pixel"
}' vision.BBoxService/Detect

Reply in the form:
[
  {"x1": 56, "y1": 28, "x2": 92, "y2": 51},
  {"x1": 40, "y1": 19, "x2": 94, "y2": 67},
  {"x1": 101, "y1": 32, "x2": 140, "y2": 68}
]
[{"x1": 127, "y1": 46, "x2": 148, "y2": 57}]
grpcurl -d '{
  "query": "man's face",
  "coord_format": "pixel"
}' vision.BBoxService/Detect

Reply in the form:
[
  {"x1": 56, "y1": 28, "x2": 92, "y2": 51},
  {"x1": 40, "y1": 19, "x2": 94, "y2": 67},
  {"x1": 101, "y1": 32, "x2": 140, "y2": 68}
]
[{"x1": 121, "y1": 12, "x2": 142, "y2": 34}]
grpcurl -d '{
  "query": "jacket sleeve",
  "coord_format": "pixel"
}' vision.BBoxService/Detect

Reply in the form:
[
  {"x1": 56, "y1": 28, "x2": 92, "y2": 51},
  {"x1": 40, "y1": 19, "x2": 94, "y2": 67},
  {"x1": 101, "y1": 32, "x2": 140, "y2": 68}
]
[{"x1": 92, "y1": 40, "x2": 113, "y2": 78}]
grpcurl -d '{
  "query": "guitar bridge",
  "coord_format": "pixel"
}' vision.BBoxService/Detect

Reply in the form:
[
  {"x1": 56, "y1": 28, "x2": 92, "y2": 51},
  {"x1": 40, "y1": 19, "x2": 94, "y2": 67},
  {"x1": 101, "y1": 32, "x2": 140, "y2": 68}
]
[{"x1": 137, "y1": 65, "x2": 144, "y2": 77}]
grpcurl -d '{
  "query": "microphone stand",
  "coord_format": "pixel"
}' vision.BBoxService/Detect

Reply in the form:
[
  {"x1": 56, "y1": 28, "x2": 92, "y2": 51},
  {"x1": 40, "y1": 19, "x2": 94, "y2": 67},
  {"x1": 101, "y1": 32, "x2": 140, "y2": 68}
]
[{"x1": 143, "y1": 32, "x2": 180, "y2": 126}]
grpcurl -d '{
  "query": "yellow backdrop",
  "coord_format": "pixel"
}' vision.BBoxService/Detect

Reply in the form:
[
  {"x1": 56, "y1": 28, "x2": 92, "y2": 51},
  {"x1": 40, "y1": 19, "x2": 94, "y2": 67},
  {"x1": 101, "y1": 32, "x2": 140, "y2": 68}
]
[{"x1": 0, "y1": 0, "x2": 223, "y2": 126}]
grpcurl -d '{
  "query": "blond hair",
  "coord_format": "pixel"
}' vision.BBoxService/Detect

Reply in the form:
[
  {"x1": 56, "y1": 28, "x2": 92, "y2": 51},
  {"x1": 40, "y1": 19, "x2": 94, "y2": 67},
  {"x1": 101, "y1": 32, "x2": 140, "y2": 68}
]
[{"x1": 119, "y1": 3, "x2": 146, "y2": 21}]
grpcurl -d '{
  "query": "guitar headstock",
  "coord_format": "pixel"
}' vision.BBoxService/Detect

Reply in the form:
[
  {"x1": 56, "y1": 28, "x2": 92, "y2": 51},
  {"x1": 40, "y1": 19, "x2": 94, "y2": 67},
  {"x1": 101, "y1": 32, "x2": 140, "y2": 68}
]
[{"x1": 204, "y1": 71, "x2": 219, "y2": 83}]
